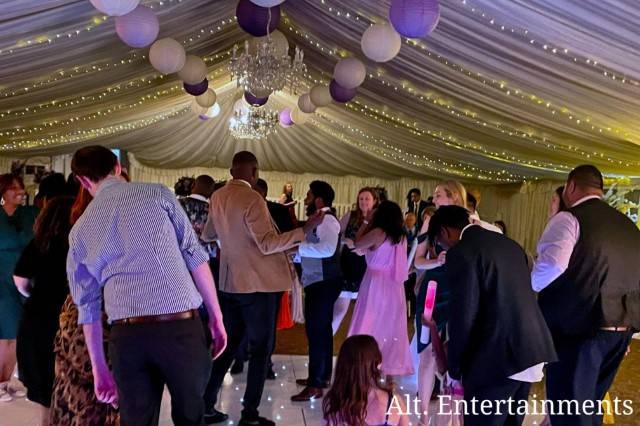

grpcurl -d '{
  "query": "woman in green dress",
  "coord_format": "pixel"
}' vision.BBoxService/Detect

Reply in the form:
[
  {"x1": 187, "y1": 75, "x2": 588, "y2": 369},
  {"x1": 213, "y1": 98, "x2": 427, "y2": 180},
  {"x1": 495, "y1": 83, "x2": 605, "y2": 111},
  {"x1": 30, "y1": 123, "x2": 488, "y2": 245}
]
[{"x1": 0, "y1": 174, "x2": 38, "y2": 402}]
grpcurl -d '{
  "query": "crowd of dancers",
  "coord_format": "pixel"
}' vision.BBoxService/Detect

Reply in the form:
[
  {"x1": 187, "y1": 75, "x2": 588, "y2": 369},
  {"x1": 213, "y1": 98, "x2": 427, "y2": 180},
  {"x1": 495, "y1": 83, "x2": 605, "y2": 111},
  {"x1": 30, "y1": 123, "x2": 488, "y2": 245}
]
[{"x1": 0, "y1": 145, "x2": 638, "y2": 426}]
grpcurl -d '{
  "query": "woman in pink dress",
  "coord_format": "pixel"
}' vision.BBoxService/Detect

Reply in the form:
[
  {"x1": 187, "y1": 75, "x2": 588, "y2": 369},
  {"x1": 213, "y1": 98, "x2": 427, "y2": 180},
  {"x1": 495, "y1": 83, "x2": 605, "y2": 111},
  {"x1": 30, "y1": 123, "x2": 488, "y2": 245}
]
[{"x1": 348, "y1": 201, "x2": 414, "y2": 377}]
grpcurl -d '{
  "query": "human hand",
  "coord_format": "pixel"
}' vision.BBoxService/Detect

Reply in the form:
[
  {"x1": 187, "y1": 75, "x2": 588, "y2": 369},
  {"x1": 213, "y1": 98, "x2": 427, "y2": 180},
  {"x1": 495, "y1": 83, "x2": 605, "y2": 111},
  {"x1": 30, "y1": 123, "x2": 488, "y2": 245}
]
[
  {"x1": 303, "y1": 210, "x2": 325, "y2": 234},
  {"x1": 437, "y1": 251, "x2": 447, "y2": 266},
  {"x1": 92, "y1": 363, "x2": 119, "y2": 408},
  {"x1": 209, "y1": 318, "x2": 228, "y2": 359},
  {"x1": 421, "y1": 314, "x2": 436, "y2": 328},
  {"x1": 344, "y1": 238, "x2": 355, "y2": 249}
]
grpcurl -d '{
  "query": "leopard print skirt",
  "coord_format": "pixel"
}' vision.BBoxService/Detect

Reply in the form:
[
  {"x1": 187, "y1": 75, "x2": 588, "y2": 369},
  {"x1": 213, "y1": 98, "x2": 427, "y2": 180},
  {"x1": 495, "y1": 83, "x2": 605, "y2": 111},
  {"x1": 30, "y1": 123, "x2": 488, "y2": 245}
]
[{"x1": 49, "y1": 296, "x2": 119, "y2": 426}]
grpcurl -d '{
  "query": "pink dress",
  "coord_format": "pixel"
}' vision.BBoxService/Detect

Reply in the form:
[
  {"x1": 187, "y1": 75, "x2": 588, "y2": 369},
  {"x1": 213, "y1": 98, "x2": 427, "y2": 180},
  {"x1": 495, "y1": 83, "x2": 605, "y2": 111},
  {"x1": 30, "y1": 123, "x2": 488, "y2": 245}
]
[{"x1": 348, "y1": 238, "x2": 414, "y2": 376}]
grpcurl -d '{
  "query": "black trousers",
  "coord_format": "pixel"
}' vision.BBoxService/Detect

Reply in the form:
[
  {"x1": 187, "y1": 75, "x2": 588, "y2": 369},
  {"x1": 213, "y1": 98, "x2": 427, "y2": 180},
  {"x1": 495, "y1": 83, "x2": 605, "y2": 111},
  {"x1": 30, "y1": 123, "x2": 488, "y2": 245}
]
[
  {"x1": 546, "y1": 330, "x2": 633, "y2": 426},
  {"x1": 204, "y1": 291, "x2": 279, "y2": 420},
  {"x1": 108, "y1": 317, "x2": 211, "y2": 426},
  {"x1": 463, "y1": 378, "x2": 531, "y2": 426},
  {"x1": 304, "y1": 278, "x2": 341, "y2": 388}
]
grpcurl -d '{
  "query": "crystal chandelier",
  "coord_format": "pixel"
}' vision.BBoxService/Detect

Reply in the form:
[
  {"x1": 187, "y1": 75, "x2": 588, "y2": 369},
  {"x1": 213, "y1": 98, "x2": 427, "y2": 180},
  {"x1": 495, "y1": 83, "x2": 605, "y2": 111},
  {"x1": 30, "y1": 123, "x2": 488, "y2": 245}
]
[
  {"x1": 229, "y1": 106, "x2": 279, "y2": 140},
  {"x1": 229, "y1": 37, "x2": 306, "y2": 96}
]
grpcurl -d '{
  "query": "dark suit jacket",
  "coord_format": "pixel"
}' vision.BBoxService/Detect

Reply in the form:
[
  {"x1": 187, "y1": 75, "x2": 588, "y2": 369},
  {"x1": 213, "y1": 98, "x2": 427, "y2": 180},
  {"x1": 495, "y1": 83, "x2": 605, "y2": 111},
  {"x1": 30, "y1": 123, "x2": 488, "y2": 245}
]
[
  {"x1": 267, "y1": 200, "x2": 295, "y2": 233},
  {"x1": 409, "y1": 200, "x2": 429, "y2": 227},
  {"x1": 445, "y1": 226, "x2": 557, "y2": 390}
]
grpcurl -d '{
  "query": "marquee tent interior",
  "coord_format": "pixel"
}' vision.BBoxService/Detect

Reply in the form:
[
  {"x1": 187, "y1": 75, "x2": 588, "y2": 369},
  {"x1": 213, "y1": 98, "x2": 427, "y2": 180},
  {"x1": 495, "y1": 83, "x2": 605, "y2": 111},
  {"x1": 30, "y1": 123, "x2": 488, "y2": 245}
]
[{"x1": 1, "y1": 0, "x2": 639, "y2": 252}]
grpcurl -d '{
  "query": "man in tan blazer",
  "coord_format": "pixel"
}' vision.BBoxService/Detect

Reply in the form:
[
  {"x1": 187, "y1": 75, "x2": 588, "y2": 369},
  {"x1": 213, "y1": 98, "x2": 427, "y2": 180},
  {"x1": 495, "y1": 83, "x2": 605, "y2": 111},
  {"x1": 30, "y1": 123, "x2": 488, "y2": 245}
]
[{"x1": 201, "y1": 151, "x2": 322, "y2": 426}]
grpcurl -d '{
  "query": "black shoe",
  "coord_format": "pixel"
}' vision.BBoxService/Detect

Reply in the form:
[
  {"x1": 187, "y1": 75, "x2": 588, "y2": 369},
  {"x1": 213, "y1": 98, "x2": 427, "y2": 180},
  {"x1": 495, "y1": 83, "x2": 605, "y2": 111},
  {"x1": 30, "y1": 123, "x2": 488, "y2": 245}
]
[
  {"x1": 204, "y1": 409, "x2": 228, "y2": 424},
  {"x1": 238, "y1": 416, "x2": 275, "y2": 426},
  {"x1": 266, "y1": 368, "x2": 276, "y2": 380},
  {"x1": 230, "y1": 359, "x2": 244, "y2": 375}
]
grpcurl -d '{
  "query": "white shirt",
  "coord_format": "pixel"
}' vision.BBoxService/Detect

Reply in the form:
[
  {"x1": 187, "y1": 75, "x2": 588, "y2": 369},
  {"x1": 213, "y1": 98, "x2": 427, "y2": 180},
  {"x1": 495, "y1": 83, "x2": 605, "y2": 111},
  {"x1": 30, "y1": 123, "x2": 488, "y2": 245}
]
[
  {"x1": 531, "y1": 195, "x2": 602, "y2": 292},
  {"x1": 187, "y1": 193, "x2": 209, "y2": 203},
  {"x1": 298, "y1": 208, "x2": 341, "y2": 259}
]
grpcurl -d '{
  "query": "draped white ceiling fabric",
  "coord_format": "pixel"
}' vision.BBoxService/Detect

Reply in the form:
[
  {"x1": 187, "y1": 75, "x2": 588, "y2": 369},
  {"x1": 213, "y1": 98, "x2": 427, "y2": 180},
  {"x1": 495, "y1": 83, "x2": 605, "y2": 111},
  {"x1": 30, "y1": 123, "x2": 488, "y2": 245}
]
[{"x1": 0, "y1": 0, "x2": 639, "y2": 183}]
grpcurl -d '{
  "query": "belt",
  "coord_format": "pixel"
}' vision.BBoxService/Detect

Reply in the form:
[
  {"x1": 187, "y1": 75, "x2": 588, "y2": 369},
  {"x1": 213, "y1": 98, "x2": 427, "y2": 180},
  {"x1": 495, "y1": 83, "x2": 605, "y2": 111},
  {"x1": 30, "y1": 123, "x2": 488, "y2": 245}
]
[
  {"x1": 112, "y1": 310, "x2": 198, "y2": 325},
  {"x1": 600, "y1": 326, "x2": 630, "y2": 332}
]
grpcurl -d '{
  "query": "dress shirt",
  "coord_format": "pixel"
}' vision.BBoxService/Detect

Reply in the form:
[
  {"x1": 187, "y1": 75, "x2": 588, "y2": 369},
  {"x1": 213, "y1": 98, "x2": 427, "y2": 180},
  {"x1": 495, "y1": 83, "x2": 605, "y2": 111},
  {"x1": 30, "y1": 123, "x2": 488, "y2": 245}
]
[
  {"x1": 298, "y1": 208, "x2": 340, "y2": 258},
  {"x1": 459, "y1": 223, "x2": 544, "y2": 383},
  {"x1": 187, "y1": 193, "x2": 209, "y2": 203},
  {"x1": 68, "y1": 178, "x2": 208, "y2": 325},
  {"x1": 531, "y1": 195, "x2": 602, "y2": 292}
]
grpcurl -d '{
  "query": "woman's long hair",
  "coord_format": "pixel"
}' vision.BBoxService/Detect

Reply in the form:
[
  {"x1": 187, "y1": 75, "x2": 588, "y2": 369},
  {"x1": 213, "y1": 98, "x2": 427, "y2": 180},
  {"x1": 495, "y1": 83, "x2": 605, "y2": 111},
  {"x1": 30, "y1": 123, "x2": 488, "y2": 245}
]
[
  {"x1": 348, "y1": 187, "x2": 380, "y2": 229},
  {"x1": 70, "y1": 171, "x2": 129, "y2": 224},
  {"x1": 34, "y1": 196, "x2": 75, "y2": 252},
  {"x1": 555, "y1": 186, "x2": 568, "y2": 213},
  {"x1": 370, "y1": 200, "x2": 404, "y2": 244},
  {"x1": 323, "y1": 335, "x2": 393, "y2": 426}
]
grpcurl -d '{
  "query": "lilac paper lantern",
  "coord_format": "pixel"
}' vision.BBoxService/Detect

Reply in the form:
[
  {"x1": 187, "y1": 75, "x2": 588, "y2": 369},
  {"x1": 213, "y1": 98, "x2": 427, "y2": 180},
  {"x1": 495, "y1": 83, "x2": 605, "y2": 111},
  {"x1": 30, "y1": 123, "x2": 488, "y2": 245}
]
[
  {"x1": 244, "y1": 91, "x2": 269, "y2": 107},
  {"x1": 199, "y1": 114, "x2": 210, "y2": 121},
  {"x1": 329, "y1": 79, "x2": 357, "y2": 103},
  {"x1": 389, "y1": 0, "x2": 440, "y2": 38},
  {"x1": 279, "y1": 108, "x2": 294, "y2": 128},
  {"x1": 236, "y1": 0, "x2": 280, "y2": 37},
  {"x1": 115, "y1": 5, "x2": 159, "y2": 48},
  {"x1": 183, "y1": 79, "x2": 208, "y2": 96}
]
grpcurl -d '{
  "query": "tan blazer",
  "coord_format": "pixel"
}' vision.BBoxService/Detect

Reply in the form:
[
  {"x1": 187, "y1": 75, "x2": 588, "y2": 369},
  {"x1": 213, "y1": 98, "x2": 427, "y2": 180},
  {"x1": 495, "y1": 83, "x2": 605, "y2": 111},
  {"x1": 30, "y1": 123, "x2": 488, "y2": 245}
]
[{"x1": 202, "y1": 179, "x2": 304, "y2": 293}]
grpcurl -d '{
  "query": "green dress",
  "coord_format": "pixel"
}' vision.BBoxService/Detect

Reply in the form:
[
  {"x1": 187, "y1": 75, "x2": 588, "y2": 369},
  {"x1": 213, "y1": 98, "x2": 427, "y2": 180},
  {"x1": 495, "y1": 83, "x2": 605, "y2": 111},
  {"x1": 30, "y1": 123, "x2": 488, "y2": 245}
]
[{"x1": 0, "y1": 205, "x2": 38, "y2": 339}]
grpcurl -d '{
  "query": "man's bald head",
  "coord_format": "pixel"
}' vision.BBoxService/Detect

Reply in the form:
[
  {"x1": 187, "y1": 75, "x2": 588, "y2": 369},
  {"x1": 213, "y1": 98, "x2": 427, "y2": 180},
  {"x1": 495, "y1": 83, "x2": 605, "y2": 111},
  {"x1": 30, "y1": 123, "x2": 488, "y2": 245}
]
[{"x1": 230, "y1": 151, "x2": 259, "y2": 185}]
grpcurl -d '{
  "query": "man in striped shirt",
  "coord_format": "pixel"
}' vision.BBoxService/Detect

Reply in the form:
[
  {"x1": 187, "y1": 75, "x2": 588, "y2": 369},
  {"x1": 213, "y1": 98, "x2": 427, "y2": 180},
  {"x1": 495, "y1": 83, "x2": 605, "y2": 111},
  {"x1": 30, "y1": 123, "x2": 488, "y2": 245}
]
[{"x1": 67, "y1": 145, "x2": 226, "y2": 426}]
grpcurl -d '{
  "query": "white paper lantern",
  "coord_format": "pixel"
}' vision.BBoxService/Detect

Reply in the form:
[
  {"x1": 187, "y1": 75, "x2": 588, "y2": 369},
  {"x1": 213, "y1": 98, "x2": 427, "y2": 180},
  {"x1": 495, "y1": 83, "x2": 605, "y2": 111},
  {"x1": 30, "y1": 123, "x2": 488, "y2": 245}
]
[
  {"x1": 115, "y1": 5, "x2": 159, "y2": 48},
  {"x1": 206, "y1": 103, "x2": 221, "y2": 118},
  {"x1": 250, "y1": 30, "x2": 289, "y2": 56},
  {"x1": 333, "y1": 58, "x2": 366, "y2": 89},
  {"x1": 191, "y1": 99, "x2": 208, "y2": 115},
  {"x1": 290, "y1": 107, "x2": 311, "y2": 124},
  {"x1": 178, "y1": 55, "x2": 208, "y2": 85},
  {"x1": 196, "y1": 89, "x2": 217, "y2": 108},
  {"x1": 297, "y1": 93, "x2": 317, "y2": 113},
  {"x1": 309, "y1": 85, "x2": 332, "y2": 107},
  {"x1": 90, "y1": 0, "x2": 139, "y2": 16},
  {"x1": 249, "y1": 0, "x2": 286, "y2": 6},
  {"x1": 361, "y1": 23, "x2": 402, "y2": 62},
  {"x1": 149, "y1": 38, "x2": 186, "y2": 74}
]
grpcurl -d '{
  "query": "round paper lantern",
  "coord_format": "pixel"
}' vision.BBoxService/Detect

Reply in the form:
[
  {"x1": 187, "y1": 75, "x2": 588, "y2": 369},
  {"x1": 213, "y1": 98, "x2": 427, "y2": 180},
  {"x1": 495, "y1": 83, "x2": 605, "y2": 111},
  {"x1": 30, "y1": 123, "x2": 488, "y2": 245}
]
[
  {"x1": 115, "y1": 5, "x2": 159, "y2": 48},
  {"x1": 297, "y1": 93, "x2": 316, "y2": 113},
  {"x1": 329, "y1": 79, "x2": 357, "y2": 103},
  {"x1": 183, "y1": 79, "x2": 208, "y2": 96},
  {"x1": 309, "y1": 85, "x2": 332, "y2": 107},
  {"x1": 244, "y1": 91, "x2": 269, "y2": 107},
  {"x1": 236, "y1": 0, "x2": 281, "y2": 37},
  {"x1": 149, "y1": 38, "x2": 186, "y2": 74},
  {"x1": 389, "y1": 0, "x2": 440, "y2": 38},
  {"x1": 361, "y1": 23, "x2": 402, "y2": 62},
  {"x1": 90, "y1": 0, "x2": 139, "y2": 16},
  {"x1": 249, "y1": 30, "x2": 289, "y2": 56},
  {"x1": 333, "y1": 58, "x2": 366, "y2": 89},
  {"x1": 249, "y1": 87, "x2": 272, "y2": 98},
  {"x1": 206, "y1": 103, "x2": 221, "y2": 118},
  {"x1": 178, "y1": 55, "x2": 208, "y2": 85},
  {"x1": 279, "y1": 108, "x2": 294, "y2": 128},
  {"x1": 196, "y1": 89, "x2": 217, "y2": 108},
  {"x1": 191, "y1": 99, "x2": 208, "y2": 115},
  {"x1": 249, "y1": 0, "x2": 286, "y2": 6},
  {"x1": 290, "y1": 107, "x2": 311, "y2": 125}
]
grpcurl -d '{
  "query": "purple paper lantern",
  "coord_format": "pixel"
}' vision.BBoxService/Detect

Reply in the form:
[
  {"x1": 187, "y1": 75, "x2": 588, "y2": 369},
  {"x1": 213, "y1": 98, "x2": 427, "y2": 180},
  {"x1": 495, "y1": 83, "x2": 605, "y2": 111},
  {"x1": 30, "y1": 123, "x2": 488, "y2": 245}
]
[
  {"x1": 279, "y1": 108, "x2": 294, "y2": 127},
  {"x1": 183, "y1": 79, "x2": 208, "y2": 96},
  {"x1": 236, "y1": 0, "x2": 280, "y2": 37},
  {"x1": 389, "y1": 0, "x2": 440, "y2": 38},
  {"x1": 244, "y1": 91, "x2": 269, "y2": 107},
  {"x1": 199, "y1": 114, "x2": 209, "y2": 121},
  {"x1": 329, "y1": 79, "x2": 357, "y2": 103}
]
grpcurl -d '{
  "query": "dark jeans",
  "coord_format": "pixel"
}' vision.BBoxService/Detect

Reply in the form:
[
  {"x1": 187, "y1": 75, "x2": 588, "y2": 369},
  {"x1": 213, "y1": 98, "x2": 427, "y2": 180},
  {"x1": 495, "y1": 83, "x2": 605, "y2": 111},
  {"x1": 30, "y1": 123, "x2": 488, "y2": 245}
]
[
  {"x1": 108, "y1": 317, "x2": 211, "y2": 426},
  {"x1": 204, "y1": 291, "x2": 279, "y2": 420},
  {"x1": 546, "y1": 330, "x2": 633, "y2": 426},
  {"x1": 463, "y1": 378, "x2": 531, "y2": 426},
  {"x1": 304, "y1": 278, "x2": 341, "y2": 388}
]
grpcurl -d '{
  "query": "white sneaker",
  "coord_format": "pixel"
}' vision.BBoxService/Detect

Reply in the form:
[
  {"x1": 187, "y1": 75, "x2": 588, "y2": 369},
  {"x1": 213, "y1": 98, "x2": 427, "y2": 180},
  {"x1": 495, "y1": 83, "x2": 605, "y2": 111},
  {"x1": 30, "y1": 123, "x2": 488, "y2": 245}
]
[
  {"x1": 0, "y1": 389, "x2": 12, "y2": 402},
  {"x1": 7, "y1": 385, "x2": 26, "y2": 398}
]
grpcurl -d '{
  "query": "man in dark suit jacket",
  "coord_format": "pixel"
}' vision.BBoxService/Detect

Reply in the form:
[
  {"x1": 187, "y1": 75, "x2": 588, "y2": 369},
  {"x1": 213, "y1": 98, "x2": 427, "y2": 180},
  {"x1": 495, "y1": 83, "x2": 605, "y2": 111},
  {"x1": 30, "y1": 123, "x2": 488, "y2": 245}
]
[
  {"x1": 255, "y1": 178, "x2": 295, "y2": 233},
  {"x1": 427, "y1": 206, "x2": 557, "y2": 426},
  {"x1": 407, "y1": 188, "x2": 429, "y2": 227}
]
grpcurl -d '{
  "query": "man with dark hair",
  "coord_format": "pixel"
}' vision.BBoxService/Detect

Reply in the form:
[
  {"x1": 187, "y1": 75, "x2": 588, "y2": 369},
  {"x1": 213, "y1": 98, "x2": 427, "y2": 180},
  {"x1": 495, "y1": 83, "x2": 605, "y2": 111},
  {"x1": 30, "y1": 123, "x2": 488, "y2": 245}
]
[
  {"x1": 179, "y1": 175, "x2": 216, "y2": 241},
  {"x1": 407, "y1": 187, "x2": 428, "y2": 227},
  {"x1": 202, "y1": 152, "x2": 322, "y2": 426},
  {"x1": 67, "y1": 145, "x2": 226, "y2": 426},
  {"x1": 254, "y1": 178, "x2": 295, "y2": 232},
  {"x1": 533, "y1": 164, "x2": 639, "y2": 426},
  {"x1": 429, "y1": 205, "x2": 557, "y2": 426},
  {"x1": 291, "y1": 180, "x2": 342, "y2": 401}
]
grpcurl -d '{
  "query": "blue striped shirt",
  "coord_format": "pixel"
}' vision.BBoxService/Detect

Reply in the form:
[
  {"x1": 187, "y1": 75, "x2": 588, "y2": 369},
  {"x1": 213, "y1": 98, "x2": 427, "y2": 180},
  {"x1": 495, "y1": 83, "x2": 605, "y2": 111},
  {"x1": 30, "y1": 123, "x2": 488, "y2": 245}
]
[{"x1": 67, "y1": 177, "x2": 208, "y2": 325}]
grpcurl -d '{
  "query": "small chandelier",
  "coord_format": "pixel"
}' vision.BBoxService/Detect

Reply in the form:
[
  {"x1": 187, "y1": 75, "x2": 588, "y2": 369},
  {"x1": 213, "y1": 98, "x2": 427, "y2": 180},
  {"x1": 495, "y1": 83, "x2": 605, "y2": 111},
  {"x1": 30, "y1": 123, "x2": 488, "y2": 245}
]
[
  {"x1": 229, "y1": 36, "x2": 306, "y2": 96},
  {"x1": 229, "y1": 106, "x2": 279, "y2": 140}
]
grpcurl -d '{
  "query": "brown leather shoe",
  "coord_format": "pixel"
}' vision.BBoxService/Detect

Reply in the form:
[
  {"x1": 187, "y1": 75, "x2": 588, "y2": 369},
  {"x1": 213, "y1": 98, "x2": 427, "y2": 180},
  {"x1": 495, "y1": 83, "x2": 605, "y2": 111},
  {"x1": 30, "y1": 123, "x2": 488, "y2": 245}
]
[
  {"x1": 295, "y1": 378, "x2": 329, "y2": 388},
  {"x1": 291, "y1": 386, "x2": 323, "y2": 401}
]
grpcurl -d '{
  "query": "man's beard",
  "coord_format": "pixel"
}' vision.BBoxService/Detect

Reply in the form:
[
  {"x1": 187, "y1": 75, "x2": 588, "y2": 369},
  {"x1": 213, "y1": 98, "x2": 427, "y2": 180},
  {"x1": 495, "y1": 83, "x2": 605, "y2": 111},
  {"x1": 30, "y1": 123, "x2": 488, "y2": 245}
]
[{"x1": 306, "y1": 201, "x2": 317, "y2": 217}]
